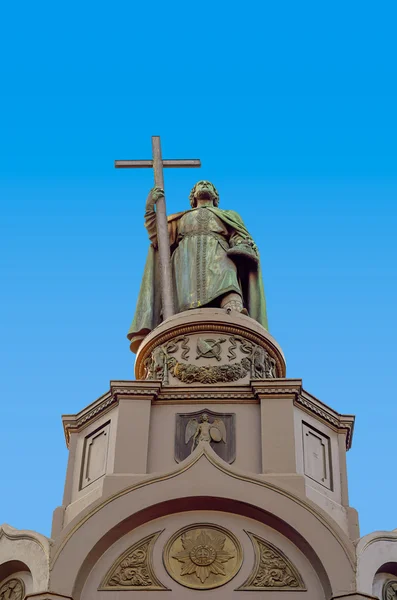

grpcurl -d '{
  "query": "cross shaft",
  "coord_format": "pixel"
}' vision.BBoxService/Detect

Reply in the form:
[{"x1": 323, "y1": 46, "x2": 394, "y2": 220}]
[{"x1": 115, "y1": 136, "x2": 201, "y2": 321}]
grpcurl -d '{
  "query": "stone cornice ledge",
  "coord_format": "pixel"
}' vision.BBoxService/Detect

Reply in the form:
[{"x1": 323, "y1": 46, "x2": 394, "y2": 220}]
[
  {"x1": 251, "y1": 378, "x2": 302, "y2": 397},
  {"x1": 62, "y1": 378, "x2": 355, "y2": 450},
  {"x1": 252, "y1": 379, "x2": 355, "y2": 450},
  {"x1": 299, "y1": 388, "x2": 355, "y2": 450},
  {"x1": 25, "y1": 594, "x2": 74, "y2": 600},
  {"x1": 62, "y1": 381, "x2": 161, "y2": 446},
  {"x1": 331, "y1": 594, "x2": 378, "y2": 599}
]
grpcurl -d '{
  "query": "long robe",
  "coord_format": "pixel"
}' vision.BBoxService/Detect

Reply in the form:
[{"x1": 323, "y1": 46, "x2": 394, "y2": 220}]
[{"x1": 128, "y1": 205, "x2": 268, "y2": 353}]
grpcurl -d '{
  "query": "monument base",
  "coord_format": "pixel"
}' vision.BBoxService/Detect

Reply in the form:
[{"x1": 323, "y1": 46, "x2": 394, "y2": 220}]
[{"x1": 134, "y1": 308, "x2": 286, "y2": 385}]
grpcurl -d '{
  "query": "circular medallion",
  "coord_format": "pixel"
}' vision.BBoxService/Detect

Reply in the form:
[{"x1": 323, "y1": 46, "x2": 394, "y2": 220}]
[
  {"x1": 384, "y1": 580, "x2": 397, "y2": 600},
  {"x1": 0, "y1": 578, "x2": 25, "y2": 600},
  {"x1": 163, "y1": 524, "x2": 243, "y2": 590}
]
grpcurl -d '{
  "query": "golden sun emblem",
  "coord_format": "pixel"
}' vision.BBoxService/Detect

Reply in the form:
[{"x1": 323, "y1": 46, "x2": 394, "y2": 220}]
[{"x1": 164, "y1": 524, "x2": 243, "y2": 590}]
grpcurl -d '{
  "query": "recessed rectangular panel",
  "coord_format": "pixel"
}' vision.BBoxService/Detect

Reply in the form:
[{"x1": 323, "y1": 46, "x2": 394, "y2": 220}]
[
  {"x1": 302, "y1": 422, "x2": 332, "y2": 490},
  {"x1": 80, "y1": 422, "x2": 110, "y2": 489}
]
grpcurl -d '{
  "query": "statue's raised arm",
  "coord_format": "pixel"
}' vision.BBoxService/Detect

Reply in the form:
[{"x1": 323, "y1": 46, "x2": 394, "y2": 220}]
[
  {"x1": 144, "y1": 187, "x2": 165, "y2": 248},
  {"x1": 128, "y1": 180, "x2": 268, "y2": 353}
]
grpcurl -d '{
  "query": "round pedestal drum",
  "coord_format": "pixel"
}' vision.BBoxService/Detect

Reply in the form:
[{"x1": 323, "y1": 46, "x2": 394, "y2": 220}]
[{"x1": 135, "y1": 308, "x2": 286, "y2": 384}]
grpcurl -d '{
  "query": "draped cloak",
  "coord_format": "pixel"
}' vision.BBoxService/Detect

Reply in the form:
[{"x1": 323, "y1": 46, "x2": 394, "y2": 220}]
[{"x1": 128, "y1": 206, "x2": 268, "y2": 353}]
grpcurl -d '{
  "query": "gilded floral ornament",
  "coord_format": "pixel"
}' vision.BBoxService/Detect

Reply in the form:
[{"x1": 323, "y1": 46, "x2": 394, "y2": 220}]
[
  {"x1": 99, "y1": 531, "x2": 168, "y2": 590},
  {"x1": 164, "y1": 524, "x2": 242, "y2": 589},
  {"x1": 238, "y1": 532, "x2": 305, "y2": 591}
]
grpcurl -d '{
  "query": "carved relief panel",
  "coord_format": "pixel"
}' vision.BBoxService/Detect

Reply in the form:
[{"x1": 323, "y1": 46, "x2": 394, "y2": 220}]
[
  {"x1": 141, "y1": 332, "x2": 279, "y2": 385},
  {"x1": 85, "y1": 511, "x2": 320, "y2": 598},
  {"x1": 175, "y1": 409, "x2": 236, "y2": 463},
  {"x1": 163, "y1": 524, "x2": 243, "y2": 590},
  {"x1": 100, "y1": 531, "x2": 168, "y2": 590},
  {"x1": 238, "y1": 532, "x2": 305, "y2": 591}
]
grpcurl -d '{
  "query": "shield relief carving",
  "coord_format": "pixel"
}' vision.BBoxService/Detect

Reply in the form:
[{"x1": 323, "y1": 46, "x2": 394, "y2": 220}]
[{"x1": 175, "y1": 409, "x2": 236, "y2": 464}]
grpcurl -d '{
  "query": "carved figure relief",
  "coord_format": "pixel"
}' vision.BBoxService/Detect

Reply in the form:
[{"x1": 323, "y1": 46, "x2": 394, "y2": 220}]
[
  {"x1": 143, "y1": 336, "x2": 190, "y2": 383},
  {"x1": 238, "y1": 532, "x2": 305, "y2": 591},
  {"x1": 163, "y1": 524, "x2": 243, "y2": 590},
  {"x1": 175, "y1": 409, "x2": 235, "y2": 463},
  {"x1": 99, "y1": 531, "x2": 168, "y2": 591},
  {"x1": 185, "y1": 413, "x2": 227, "y2": 452},
  {"x1": 0, "y1": 579, "x2": 25, "y2": 600},
  {"x1": 228, "y1": 335, "x2": 276, "y2": 379},
  {"x1": 384, "y1": 581, "x2": 397, "y2": 600}
]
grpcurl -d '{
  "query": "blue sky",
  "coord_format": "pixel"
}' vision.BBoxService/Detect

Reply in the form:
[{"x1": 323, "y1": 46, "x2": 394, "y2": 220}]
[{"x1": 1, "y1": 1, "x2": 396, "y2": 538}]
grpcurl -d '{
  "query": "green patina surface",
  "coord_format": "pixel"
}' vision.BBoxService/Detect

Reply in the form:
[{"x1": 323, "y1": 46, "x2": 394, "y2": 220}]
[{"x1": 128, "y1": 182, "x2": 268, "y2": 352}]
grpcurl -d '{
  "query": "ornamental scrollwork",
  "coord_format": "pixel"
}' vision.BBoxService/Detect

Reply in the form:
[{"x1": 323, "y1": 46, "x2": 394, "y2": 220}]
[
  {"x1": 228, "y1": 336, "x2": 276, "y2": 379},
  {"x1": 238, "y1": 532, "x2": 305, "y2": 591},
  {"x1": 144, "y1": 333, "x2": 277, "y2": 384},
  {"x1": 99, "y1": 531, "x2": 167, "y2": 590}
]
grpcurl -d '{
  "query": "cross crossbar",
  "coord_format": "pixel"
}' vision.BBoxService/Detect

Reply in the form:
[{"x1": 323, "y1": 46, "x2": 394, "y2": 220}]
[{"x1": 115, "y1": 159, "x2": 201, "y2": 169}]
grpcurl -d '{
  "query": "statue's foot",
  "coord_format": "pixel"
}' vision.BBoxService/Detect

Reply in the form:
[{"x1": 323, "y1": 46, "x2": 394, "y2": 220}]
[{"x1": 221, "y1": 292, "x2": 247, "y2": 315}]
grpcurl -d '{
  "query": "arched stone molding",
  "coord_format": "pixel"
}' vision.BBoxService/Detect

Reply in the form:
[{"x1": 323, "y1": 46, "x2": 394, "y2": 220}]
[
  {"x1": 357, "y1": 531, "x2": 397, "y2": 596},
  {"x1": 0, "y1": 524, "x2": 50, "y2": 592},
  {"x1": 49, "y1": 445, "x2": 355, "y2": 599}
]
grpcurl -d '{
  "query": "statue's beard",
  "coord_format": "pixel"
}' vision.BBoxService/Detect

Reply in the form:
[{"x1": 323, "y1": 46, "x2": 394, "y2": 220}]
[{"x1": 195, "y1": 189, "x2": 214, "y2": 201}]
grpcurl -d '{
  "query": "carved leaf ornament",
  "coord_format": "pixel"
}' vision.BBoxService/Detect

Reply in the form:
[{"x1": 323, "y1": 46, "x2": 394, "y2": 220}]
[
  {"x1": 99, "y1": 531, "x2": 167, "y2": 590},
  {"x1": 238, "y1": 532, "x2": 305, "y2": 591}
]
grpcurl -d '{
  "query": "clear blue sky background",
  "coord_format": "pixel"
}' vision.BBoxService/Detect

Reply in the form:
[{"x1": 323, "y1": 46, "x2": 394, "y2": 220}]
[{"x1": 1, "y1": 1, "x2": 396, "y2": 538}]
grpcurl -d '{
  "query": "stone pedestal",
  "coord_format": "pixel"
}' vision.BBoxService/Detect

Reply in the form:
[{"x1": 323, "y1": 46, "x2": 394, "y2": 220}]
[
  {"x1": 135, "y1": 307, "x2": 286, "y2": 384},
  {"x1": 1, "y1": 309, "x2": 389, "y2": 599}
]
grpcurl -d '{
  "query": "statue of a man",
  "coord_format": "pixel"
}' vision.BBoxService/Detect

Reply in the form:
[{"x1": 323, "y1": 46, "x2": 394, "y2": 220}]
[{"x1": 128, "y1": 181, "x2": 268, "y2": 352}]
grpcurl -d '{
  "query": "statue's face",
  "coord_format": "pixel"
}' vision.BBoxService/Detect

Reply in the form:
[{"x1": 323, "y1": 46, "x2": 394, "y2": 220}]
[
  {"x1": 201, "y1": 413, "x2": 209, "y2": 422},
  {"x1": 194, "y1": 180, "x2": 217, "y2": 202}
]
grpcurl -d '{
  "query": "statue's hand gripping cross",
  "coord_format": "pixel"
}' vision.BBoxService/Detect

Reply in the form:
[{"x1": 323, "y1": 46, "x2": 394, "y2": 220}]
[{"x1": 115, "y1": 136, "x2": 201, "y2": 321}]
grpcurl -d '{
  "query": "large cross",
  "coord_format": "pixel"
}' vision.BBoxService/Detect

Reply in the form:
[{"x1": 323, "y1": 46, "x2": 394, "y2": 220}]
[{"x1": 115, "y1": 136, "x2": 201, "y2": 321}]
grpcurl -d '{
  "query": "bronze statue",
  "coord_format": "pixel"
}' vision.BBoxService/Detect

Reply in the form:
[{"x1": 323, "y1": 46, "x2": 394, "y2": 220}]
[{"x1": 128, "y1": 181, "x2": 268, "y2": 352}]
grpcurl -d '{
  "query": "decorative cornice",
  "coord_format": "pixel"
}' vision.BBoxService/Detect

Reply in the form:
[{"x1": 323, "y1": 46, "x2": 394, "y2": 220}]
[
  {"x1": 157, "y1": 385, "x2": 256, "y2": 404},
  {"x1": 62, "y1": 382, "x2": 161, "y2": 446},
  {"x1": 331, "y1": 594, "x2": 378, "y2": 599},
  {"x1": 356, "y1": 531, "x2": 397, "y2": 555},
  {"x1": 251, "y1": 380, "x2": 354, "y2": 449},
  {"x1": 0, "y1": 523, "x2": 51, "y2": 556},
  {"x1": 252, "y1": 379, "x2": 302, "y2": 397},
  {"x1": 297, "y1": 390, "x2": 355, "y2": 450},
  {"x1": 62, "y1": 379, "x2": 355, "y2": 448},
  {"x1": 25, "y1": 594, "x2": 74, "y2": 600}
]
